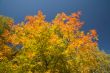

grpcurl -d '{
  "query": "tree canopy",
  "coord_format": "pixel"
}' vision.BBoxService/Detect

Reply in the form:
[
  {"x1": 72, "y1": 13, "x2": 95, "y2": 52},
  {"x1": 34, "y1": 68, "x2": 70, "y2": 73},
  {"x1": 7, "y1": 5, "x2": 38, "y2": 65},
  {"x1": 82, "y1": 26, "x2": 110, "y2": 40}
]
[{"x1": 0, "y1": 11, "x2": 110, "y2": 73}]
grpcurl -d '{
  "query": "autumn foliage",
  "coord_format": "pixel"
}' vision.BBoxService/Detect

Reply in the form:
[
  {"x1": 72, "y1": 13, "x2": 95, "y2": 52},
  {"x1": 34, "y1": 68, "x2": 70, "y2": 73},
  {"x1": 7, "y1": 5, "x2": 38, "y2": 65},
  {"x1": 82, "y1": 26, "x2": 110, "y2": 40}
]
[{"x1": 0, "y1": 11, "x2": 110, "y2": 73}]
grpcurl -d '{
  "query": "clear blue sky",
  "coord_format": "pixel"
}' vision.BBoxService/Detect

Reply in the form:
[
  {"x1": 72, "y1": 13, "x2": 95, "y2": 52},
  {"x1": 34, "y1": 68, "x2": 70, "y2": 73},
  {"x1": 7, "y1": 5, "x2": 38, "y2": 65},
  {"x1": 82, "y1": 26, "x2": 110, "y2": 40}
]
[{"x1": 0, "y1": 0, "x2": 110, "y2": 53}]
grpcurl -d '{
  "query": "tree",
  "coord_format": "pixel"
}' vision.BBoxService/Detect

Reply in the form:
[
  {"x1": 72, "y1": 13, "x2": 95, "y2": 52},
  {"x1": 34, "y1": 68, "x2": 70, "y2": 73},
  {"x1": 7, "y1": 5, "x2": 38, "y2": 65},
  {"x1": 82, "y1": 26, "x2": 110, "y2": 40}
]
[
  {"x1": 0, "y1": 16, "x2": 14, "y2": 61},
  {"x1": 0, "y1": 11, "x2": 110, "y2": 73}
]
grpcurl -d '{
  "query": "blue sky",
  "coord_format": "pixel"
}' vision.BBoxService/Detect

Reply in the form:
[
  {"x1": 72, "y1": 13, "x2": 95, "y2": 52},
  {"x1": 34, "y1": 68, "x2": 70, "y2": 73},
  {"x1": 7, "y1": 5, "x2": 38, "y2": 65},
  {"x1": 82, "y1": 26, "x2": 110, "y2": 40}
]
[{"x1": 0, "y1": 0, "x2": 110, "y2": 53}]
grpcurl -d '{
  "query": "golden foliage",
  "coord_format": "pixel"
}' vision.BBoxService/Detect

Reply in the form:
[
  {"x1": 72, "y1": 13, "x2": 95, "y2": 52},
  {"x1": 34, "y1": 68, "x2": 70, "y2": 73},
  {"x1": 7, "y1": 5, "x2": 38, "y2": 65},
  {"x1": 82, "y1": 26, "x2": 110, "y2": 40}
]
[{"x1": 0, "y1": 11, "x2": 110, "y2": 73}]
